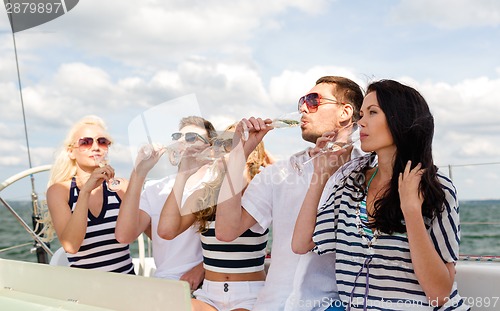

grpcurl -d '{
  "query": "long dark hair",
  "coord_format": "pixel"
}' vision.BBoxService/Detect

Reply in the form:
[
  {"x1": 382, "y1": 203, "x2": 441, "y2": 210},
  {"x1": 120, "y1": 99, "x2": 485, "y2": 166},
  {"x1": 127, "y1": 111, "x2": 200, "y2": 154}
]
[{"x1": 367, "y1": 80, "x2": 445, "y2": 234}]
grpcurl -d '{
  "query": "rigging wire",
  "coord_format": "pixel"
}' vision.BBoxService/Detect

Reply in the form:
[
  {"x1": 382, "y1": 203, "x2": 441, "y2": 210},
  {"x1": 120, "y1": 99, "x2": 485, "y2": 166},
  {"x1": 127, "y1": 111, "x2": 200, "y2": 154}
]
[
  {"x1": 8, "y1": 1, "x2": 38, "y2": 205},
  {"x1": 6, "y1": 1, "x2": 49, "y2": 263}
]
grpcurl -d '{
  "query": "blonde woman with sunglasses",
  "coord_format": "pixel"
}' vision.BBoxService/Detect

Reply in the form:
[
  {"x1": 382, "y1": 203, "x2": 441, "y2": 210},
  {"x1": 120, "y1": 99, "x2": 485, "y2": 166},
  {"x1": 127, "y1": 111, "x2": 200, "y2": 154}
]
[{"x1": 46, "y1": 115, "x2": 134, "y2": 274}]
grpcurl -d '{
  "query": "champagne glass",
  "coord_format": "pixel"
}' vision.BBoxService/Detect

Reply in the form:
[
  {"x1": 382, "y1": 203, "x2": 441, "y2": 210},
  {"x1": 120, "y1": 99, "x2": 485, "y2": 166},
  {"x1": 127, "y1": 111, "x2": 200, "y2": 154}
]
[
  {"x1": 140, "y1": 138, "x2": 206, "y2": 166},
  {"x1": 139, "y1": 142, "x2": 191, "y2": 166},
  {"x1": 242, "y1": 111, "x2": 302, "y2": 141},
  {"x1": 165, "y1": 141, "x2": 187, "y2": 166},
  {"x1": 93, "y1": 153, "x2": 121, "y2": 192},
  {"x1": 290, "y1": 123, "x2": 359, "y2": 175},
  {"x1": 137, "y1": 143, "x2": 166, "y2": 161},
  {"x1": 196, "y1": 145, "x2": 225, "y2": 161},
  {"x1": 270, "y1": 111, "x2": 302, "y2": 128}
]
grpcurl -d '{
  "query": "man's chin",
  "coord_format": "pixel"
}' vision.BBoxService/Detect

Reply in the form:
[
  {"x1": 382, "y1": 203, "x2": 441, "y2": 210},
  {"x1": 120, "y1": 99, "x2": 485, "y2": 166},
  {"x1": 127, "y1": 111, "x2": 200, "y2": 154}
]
[{"x1": 301, "y1": 131, "x2": 318, "y2": 144}]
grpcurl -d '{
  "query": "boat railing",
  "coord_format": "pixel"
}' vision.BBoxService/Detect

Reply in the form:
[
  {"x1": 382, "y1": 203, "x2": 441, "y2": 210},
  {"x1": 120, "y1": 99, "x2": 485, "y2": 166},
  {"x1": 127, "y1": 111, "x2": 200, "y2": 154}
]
[
  {"x1": 459, "y1": 255, "x2": 500, "y2": 262},
  {"x1": 0, "y1": 165, "x2": 53, "y2": 260},
  {"x1": 0, "y1": 164, "x2": 155, "y2": 275},
  {"x1": 2, "y1": 162, "x2": 500, "y2": 265},
  {"x1": 439, "y1": 161, "x2": 500, "y2": 181},
  {"x1": 0, "y1": 197, "x2": 52, "y2": 256}
]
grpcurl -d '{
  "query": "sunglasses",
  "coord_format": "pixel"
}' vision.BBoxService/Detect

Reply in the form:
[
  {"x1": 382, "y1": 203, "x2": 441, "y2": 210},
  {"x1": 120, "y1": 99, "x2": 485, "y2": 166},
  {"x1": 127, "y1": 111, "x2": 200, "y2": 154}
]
[
  {"x1": 297, "y1": 92, "x2": 342, "y2": 113},
  {"x1": 72, "y1": 137, "x2": 112, "y2": 151},
  {"x1": 171, "y1": 132, "x2": 209, "y2": 144},
  {"x1": 212, "y1": 138, "x2": 233, "y2": 152}
]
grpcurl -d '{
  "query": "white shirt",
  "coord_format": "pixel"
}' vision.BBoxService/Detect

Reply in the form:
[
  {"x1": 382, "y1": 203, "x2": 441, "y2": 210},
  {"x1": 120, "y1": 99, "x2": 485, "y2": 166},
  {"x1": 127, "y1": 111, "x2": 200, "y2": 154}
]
[
  {"x1": 140, "y1": 175, "x2": 203, "y2": 279},
  {"x1": 242, "y1": 140, "x2": 366, "y2": 311}
]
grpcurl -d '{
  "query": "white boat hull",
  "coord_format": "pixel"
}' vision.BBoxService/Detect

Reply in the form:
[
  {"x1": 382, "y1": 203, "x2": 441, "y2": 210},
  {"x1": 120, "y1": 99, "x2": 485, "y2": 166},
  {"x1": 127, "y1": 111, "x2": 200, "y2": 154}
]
[
  {"x1": 455, "y1": 260, "x2": 500, "y2": 310},
  {"x1": 0, "y1": 258, "x2": 191, "y2": 311}
]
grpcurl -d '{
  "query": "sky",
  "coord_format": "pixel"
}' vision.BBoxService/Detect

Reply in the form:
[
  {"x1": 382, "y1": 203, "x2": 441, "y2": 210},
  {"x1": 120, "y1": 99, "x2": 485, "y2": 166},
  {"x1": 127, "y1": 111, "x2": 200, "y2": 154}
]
[{"x1": 1, "y1": 0, "x2": 500, "y2": 201}]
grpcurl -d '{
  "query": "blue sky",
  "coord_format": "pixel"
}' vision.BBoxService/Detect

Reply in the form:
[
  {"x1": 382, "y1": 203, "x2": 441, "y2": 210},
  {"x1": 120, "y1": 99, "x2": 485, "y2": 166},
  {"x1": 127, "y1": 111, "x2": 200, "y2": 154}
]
[{"x1": 1, "y1": 0, "x2": 500, "y2": 201}]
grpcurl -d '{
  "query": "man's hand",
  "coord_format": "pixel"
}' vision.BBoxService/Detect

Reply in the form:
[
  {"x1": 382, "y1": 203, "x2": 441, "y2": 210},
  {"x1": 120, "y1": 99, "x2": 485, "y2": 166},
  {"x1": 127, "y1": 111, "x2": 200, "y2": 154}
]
[
  {"x1": 232, "y1": 117, "x2": 273, "y2": 159},
  {"x1": 179, "y1": 262, "x2": 205, "y2": 290}
]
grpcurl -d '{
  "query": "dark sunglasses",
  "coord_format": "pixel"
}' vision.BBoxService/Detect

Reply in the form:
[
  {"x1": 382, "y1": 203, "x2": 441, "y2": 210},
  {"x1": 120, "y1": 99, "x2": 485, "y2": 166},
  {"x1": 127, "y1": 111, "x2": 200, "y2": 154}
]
[
  {"x1": 297, "y1": 92, "x2": 342, "y2": 113},
  {"x1": 72, "y1": 137, "x2": 111, "y2": 151},
  {"x1": 171, "y1": 132, "x2": 209, "y2": 144},
  {"x1": 212, "y1": 138, "x2": 233, "y2": 152}
]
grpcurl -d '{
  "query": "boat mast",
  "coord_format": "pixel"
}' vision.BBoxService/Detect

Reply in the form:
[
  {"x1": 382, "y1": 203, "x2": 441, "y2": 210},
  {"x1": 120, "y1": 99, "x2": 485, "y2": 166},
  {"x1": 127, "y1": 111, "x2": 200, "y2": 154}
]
[{"x1": 7, "y1": 1, "x2": 49, "y2": 264}]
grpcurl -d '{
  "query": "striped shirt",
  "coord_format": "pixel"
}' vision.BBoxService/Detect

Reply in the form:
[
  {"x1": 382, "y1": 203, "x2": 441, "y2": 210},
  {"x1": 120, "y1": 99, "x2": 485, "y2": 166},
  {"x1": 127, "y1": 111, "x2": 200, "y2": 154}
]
[
  {"x1": 201, "y1": 221, "x2": 268, "y2": 274},
  {"x1": 66, "y1": 177, "x2": 134, "y2": 274},
  {"x1": 313, "y1": 156, "x2": 470, "y2": 310}
]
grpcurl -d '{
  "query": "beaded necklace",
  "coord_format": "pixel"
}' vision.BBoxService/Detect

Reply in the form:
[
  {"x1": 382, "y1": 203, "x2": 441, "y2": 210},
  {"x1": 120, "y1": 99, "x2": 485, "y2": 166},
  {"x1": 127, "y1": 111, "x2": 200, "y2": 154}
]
[{"x1": 355, "y1": 167, "x2": 380, "y2": 250}]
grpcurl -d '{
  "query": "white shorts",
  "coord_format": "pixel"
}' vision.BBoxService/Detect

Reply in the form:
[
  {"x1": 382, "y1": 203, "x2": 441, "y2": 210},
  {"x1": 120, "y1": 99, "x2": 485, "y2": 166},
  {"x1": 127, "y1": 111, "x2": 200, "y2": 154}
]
[{"x1": 193, "y1": 280, "x2": 265, "y2": 311}]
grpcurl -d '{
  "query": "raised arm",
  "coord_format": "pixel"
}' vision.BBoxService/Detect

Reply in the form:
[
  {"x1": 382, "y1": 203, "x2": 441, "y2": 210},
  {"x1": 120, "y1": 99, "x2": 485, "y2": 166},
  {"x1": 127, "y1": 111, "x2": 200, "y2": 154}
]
[
  {"x1": 157, "y1": 145, "x2": 208, "y2": 240},
  {"x1": 398, "y1": 161, "x2": 455, "y2": 306},
  {"x1": 115, "y1": 146, "x2": 164, "y2": 243},
  {"x1": 292, "y1": 134, "x2": 349, "y2": 254},
  {"x1": 291, "y1": 175, "x2": 328, "y2": 254},
  {"x1": 157, "y1": 169, "x2": 198, "y2": 239},
  {"x1": 215, "y1": 118, "x2": 272, "y2": 242},
  {"x1": 47, "y1": 166, "x2": 113, "y2": 254}
]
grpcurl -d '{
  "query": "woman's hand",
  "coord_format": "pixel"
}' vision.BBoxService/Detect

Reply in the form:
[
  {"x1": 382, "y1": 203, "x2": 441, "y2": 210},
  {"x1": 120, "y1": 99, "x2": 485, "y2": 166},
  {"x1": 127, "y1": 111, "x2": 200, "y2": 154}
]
[
  {"x1": 398, "y1": 161, "x2": 425, "y2": 216},
  {"x1": 81, "y1": 164, "x2": 114, "y2": 193},
  {"x1": 311, "y1": 130, "x2": 349, "y2": 178},
  {"x1": 179, "y1": 262, "x2": 205, "y2": 291},
  {"x1": 134, "y1": 144, "x2": 167, "y2": 177},
  {"x1": 232, "y1": 117, "x2": 273, "y2": 159}
]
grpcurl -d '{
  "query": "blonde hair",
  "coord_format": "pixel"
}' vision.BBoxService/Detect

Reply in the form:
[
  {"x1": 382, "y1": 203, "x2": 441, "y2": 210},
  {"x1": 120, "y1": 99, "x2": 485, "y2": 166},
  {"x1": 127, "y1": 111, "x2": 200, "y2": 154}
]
[
  {"x1": 47, "y1": 115, "x2": 111, "y2": 187},
  {"x1": 193, "y1": 163, "x2": 224, "y2": 233},
  {"x1": 246, "y1": 141, "x2": 274, "y2": 181},
  {"x1": 41, "y1": 115, "x2": 111, "y2": 241},
  {"x1": 37, "y1": 200, "x2": 57, "y2": 242},
  {"x1": 193, "y1": 123, "x2": 274, "y2": 233}
]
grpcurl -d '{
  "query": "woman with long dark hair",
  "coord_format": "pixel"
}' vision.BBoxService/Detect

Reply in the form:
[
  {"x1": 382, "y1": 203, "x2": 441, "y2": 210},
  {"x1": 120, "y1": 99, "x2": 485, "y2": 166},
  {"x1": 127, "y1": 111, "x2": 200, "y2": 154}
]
[{"x1": 293, "y1": 80, "x2": 469, "y2": 310}]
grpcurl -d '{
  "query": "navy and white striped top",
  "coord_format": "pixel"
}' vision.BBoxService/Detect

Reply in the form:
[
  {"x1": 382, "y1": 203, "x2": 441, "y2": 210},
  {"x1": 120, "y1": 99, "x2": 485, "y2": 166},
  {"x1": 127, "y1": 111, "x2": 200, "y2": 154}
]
[
  {"x1": 313, "y1": 157, "x2": 470, "y2": 310},
  {"x1": 201, "y1": 221, "x2": 268, "y2": 274},
  {"x1": 66, "y1": 177, "x2": 134, "y2": 274}
]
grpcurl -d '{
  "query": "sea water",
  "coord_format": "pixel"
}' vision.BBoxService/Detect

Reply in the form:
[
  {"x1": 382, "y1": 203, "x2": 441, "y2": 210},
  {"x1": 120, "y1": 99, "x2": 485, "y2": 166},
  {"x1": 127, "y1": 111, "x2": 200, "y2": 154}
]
[
  {"x1": 0, "y1": 200, "x2": 141, "y2": 262},
  {"x1": 460, "y1": 200, "x2": 500, "y2": 256},
  {"x1": 1, "y1": 200, "x2": 499, "y2": 262}
]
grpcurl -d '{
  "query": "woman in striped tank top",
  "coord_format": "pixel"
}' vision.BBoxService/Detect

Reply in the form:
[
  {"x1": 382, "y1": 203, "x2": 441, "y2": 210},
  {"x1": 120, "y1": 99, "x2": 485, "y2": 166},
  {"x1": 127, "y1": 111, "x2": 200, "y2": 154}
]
[
  {"x1": 157, "y1": 125, "x2": 272, "y2": 311},
  {"x1": 293, "y1": 80, "x2": 470, "y2": 310},
  {"x1": 46, "y1": 115, "x2": 134, "y2": 274}
]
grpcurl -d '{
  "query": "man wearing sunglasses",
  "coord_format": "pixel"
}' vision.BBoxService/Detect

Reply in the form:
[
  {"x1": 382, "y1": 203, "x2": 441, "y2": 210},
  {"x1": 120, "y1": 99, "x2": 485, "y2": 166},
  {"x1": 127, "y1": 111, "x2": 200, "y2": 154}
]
[
  {"x1": 171, "y1": 131, "x2": 210, "y2": 144},
  {"x1": 116, "y1": 116, "x2": 217, "y2": 290},
  {"x1": 216, "y1": 76, "x2": 365, "y2": 311}
]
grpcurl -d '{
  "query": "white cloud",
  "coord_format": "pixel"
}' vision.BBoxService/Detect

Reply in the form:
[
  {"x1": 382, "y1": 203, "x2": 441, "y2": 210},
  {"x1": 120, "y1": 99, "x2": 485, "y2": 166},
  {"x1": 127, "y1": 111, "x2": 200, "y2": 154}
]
[
  {"x1": 1, "y1": 0, "x2": 500, "y2": 200},
  {"x1": 24, "y1": 0, "x2": 328, "y2": 71},
  {"x1": 391, "y1": 0, "x2": 500, "y2": 28},
  {"x1": 269, "y1": 66, "x2": 363, "y2": 111},
  {"x1": 398, "y1": 77, "x2": 500, "y2": 168}
]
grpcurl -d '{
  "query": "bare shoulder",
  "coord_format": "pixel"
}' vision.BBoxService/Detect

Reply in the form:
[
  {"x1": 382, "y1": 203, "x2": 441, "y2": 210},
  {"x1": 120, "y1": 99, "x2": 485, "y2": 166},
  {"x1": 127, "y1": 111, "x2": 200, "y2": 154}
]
[
  {"x1": 46, "y1": 181, "x2": 71, "y2": 208},
  {"x1": 47, "y1": 181, "x2": 71, "y2": 197}
]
